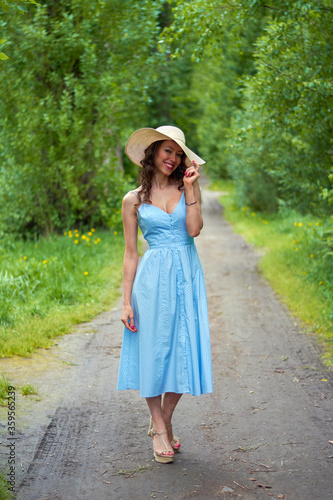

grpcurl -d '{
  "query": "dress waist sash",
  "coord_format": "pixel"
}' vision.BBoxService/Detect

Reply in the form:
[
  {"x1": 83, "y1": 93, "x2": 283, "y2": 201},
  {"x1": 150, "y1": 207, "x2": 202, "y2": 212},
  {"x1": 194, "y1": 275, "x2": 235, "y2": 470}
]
[{"x1": 148, "y1": 240, "x2": 194, "y2": 249}]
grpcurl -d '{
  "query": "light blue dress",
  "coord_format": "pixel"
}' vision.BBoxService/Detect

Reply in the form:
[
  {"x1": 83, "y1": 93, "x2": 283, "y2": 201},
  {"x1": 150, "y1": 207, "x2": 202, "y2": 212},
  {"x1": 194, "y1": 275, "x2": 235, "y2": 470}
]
[{"x1": 117, "y1": 190, "x2": 213, "y2": 398}]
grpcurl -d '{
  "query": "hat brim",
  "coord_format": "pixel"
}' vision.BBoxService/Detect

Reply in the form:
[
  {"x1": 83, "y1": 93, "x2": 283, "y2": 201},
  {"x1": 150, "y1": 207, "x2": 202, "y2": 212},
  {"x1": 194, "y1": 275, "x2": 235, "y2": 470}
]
[{"x1": 125, "y1": 128, "x2": 205, "y2": 168}]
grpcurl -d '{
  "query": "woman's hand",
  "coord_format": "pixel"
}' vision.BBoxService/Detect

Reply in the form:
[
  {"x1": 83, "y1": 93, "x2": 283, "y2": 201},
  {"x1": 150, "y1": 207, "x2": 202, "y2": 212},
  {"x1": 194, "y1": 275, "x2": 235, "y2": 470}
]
[
  {"x1": 184, "y1": 161, "x2": 200, "y2": 185},
  {"x1": 121, "y1": 304, "x2": 137, "y2": 332}
]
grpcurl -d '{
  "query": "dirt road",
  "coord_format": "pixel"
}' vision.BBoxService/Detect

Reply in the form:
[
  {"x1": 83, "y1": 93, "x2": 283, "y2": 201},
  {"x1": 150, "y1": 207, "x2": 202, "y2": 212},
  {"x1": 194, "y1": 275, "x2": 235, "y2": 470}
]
[{"x1": 1, "y1": 187, "x2": 332, "y2": 500}]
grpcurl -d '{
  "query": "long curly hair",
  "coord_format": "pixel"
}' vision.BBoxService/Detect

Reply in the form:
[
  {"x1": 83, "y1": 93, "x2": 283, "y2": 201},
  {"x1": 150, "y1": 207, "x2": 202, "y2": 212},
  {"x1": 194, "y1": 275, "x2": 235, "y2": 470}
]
[{"x1": 137, "y1": 140, "x2": 187, "y2": 203}]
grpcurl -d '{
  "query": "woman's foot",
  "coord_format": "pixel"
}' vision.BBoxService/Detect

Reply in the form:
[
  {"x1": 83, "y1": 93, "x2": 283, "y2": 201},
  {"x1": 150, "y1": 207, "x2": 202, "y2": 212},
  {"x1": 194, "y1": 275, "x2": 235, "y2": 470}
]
[
  {"x1": 166, "y1": 423, "x2": 181, "y2": 452},
  {"x1": 148, "y1": 417, "x2": 174, "y2": 463},
  {"x1": 151, "y1": 430, "x2": 174, "y2": 463}
]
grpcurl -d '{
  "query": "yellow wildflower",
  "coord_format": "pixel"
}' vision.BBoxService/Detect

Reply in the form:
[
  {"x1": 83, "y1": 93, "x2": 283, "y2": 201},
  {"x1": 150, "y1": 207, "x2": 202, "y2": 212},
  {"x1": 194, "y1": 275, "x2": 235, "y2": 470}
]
[
  {"x1": 251, "y1": 212, "x2": 255, "y2": 216},
  {"x1": 88, "y1": 232, "x2": 92, "y2": 236},
  {"x1": 69, "y1": 234, "x2": 73, "y2": 238},
  {"x1": 310, "y1": 254, "x2": 314, "y2": 258},
  {"x1": 298, "y1": 222, "x2": 303, "y2": 227},
  {"x1": 114, "y1": 231, "x2": 118, "y2": 235},
  {"x1": 75, "y1": 240, "x2": 79, "y2": 244},
  {"x1": 64, "y1": 232, "x2": 67, "y2": 236},
  {"x1": 82, "y1": 235, "x2": 86, "y2": 240},
  {"x1": 86, "y1": 237, "x2": 90, "y2": 242},
  {"x1": 295, "y1": 248, "x2": 299, "y2": 252},
  {"x1": 84, "y1": 271, "x2": 88, "y2": 275},
  {"x1": 319, "y1": 281, "x2": 323, "y2": 285},
  {"x1": 315, "y1": 222, "x2": 319, "y2": 226},
  {"x1": 43, "y1": 260, "x2": 47, "y2": 264},
  {"x1": 24, "y1": 256, "x2": 27, "y2": 260},
  {"x1": 308, "y1": 222, "x2": 312, "y2": 226},
  {"x1": 294, "y1": 222, "x2": 298, "y2": 226},
  {"x1": 91, "y1": 228, "x2": 95, "y2": 232}
]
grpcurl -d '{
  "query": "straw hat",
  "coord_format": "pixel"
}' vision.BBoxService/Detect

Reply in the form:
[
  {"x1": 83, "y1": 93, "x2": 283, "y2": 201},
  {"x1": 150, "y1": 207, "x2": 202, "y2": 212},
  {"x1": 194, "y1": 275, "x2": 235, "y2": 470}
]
[{"x1": 125, "y1": 125, "x2": 205, "y2": 168}]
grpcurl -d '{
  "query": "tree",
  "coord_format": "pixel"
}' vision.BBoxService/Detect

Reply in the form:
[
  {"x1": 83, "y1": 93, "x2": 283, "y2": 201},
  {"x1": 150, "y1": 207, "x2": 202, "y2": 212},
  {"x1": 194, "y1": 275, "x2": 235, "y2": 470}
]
[
  {"x1": 0, "y1": 0, "x2": 166, "y2": 235},
  {"x1": 163, "y1": 0, "x2": 333, "y2": 214},
  {"x1": 0, "y1": 0, "x2": 40, "y2": 60}
]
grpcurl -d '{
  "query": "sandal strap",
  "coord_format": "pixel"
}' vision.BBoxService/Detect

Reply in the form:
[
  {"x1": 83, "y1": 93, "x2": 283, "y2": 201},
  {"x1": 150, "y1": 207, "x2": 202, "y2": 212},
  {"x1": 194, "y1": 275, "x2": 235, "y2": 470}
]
[
  {"x1": 151, "y1": 428, "x2": 172, "y2": 453},
  {"x1": 151, "y1": 429, "x2": 167, "y2": 436}
]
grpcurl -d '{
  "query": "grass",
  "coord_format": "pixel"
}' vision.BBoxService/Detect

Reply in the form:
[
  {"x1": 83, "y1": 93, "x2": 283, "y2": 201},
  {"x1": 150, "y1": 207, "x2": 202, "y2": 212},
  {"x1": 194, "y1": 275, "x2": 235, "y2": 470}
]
[
  {"x1": 211, "y1": 180, "x2": 333, "y2": 366},
  {"x1": 20, "y1": 384, "x2": 38, "y2": 396},
  {"x1": 0, "y1": 373, "x2": 11, "y2": 402},
  {"x1": 0, "y1": 228, "x2": 125, "y2": 358},
  {"x1": 0, "y1": 471, "x2": 14, "y2": 500}
]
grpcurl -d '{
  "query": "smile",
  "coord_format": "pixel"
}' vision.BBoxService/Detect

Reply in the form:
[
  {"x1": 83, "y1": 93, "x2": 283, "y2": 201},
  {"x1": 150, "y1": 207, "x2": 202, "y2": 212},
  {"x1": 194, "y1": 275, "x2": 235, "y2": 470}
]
[{"x1": 164, "y1": 162, "x2": 175, "y2": 170}]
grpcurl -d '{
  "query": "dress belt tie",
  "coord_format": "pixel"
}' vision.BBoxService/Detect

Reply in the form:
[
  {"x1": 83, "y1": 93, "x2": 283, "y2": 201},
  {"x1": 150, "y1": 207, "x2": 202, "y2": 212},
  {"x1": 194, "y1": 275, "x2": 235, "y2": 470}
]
[{"x1": 149, "y1": 241, "x2": 194, "y2": 249}]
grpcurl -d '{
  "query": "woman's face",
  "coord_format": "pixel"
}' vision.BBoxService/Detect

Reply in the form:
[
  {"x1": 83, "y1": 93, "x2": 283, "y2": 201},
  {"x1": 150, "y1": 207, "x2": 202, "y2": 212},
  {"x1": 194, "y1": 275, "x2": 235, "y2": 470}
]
[{"x1": 154, "y1": 140, "x2": 183, "y2": 175}]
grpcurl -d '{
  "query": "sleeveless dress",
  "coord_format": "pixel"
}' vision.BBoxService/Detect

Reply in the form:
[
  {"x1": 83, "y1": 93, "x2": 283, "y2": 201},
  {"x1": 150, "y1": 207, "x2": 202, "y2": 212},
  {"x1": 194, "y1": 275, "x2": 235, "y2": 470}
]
[{"x1": 117, "y1": 190, "x2": 213, "y2": 398}]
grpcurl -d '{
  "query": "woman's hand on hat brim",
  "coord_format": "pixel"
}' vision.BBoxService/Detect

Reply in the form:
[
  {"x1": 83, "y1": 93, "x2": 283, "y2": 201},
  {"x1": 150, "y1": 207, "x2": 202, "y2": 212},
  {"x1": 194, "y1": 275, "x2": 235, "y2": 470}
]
[{"x1": 184, "y1": 161, "x2": 200, "y2": 184}]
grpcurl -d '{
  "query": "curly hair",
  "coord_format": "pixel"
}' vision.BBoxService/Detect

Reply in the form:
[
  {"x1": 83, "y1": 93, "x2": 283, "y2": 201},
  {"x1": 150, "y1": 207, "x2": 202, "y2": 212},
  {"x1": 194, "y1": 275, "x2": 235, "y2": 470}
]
[{"x1": 137, "y1": 140, "x2": 187, "y2": 203}]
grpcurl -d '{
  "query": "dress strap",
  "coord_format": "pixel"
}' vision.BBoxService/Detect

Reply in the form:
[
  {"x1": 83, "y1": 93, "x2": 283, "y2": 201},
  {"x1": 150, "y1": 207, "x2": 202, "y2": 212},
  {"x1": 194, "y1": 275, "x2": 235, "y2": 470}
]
[{"x1": 130, "y1": 190, "x2": 142, "y2": 201}]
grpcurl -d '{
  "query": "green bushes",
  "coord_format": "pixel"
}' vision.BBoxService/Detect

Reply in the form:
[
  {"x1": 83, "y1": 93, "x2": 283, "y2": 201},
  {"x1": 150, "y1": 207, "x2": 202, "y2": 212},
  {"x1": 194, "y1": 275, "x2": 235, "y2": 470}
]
[
  {"x1": 229, "y1": 11, "x2": 333, "y2": 215},
  {"x1": 0, "y1": 0, "x2": 166, "y2": 237},
  {"x1": 165, "y1": 0, "x2": 333, "y2": 216}
]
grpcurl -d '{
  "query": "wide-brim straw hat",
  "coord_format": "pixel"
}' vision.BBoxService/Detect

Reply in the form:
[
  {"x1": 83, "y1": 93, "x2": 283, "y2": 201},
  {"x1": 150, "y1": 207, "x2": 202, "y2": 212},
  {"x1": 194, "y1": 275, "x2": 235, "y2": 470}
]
[{"x1": 125, "y1": 125, "x2": 205, "y2": 168}]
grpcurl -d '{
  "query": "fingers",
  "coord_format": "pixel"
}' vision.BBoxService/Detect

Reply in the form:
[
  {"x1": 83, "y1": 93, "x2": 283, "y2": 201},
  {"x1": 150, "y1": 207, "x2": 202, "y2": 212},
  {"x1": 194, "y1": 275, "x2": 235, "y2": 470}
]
[
  {"x1": 128, "y1": 319, "x2": 137, "y2": 332},
  {"x1": 185, "y1": 161, "x2": 200, "y2": 178},
  {"x1": 121, "y1": 312, "x2": 137, "y2": 332}
]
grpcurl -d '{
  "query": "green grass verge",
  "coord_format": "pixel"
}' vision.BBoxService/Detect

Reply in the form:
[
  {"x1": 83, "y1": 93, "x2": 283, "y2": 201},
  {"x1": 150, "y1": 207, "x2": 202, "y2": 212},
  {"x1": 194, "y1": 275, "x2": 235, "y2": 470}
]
[
  {"x1": 0, "y1": 470, "x2": 14, "y2": 500},
  {"x1": 0, "y1": 228, "x2": 124, "y2": 358},
  {"x1": 211, "y1": 180, "x2": 333, "y2": 367},
  {"x1": 0, "y1": 373, "x2": 11, "y2": 402}
]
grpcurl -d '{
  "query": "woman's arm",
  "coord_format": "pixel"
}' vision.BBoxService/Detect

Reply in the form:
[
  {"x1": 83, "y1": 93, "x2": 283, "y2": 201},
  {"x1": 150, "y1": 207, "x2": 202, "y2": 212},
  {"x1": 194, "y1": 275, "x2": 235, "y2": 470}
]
[
  {"x1": 120, "y1": 192, "x2": 139, "y2": 332},
  {"x1": 184, "y1": 162, "x2": 203, "y2": 237}
]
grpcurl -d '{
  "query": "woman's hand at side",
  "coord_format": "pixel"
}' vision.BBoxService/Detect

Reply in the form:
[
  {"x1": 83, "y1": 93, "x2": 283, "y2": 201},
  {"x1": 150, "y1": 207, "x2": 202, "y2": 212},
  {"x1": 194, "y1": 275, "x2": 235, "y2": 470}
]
[{"x1": 121, "y1": 304, "x2": 137, "y2": 332}]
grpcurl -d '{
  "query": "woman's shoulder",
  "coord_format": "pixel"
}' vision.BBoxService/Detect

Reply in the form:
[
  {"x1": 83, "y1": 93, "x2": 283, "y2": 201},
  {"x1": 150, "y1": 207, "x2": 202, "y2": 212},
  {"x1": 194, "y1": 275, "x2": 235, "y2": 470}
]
[{"x1": 123, "y1": 188, "x2": 142, "y2": 212}]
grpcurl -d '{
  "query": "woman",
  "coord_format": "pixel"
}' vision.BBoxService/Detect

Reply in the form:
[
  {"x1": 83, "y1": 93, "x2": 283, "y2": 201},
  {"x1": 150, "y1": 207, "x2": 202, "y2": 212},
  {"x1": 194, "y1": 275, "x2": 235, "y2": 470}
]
[{"x1": 117, "y1": 125, "x2": 213, "y2": 464}]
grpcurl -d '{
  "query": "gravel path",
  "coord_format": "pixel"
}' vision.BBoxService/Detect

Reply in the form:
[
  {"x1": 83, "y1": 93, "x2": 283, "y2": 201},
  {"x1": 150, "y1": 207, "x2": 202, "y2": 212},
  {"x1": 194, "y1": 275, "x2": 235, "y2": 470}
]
[{"x1": 1, "y1": 186, "x2": 332, "y2": 500}]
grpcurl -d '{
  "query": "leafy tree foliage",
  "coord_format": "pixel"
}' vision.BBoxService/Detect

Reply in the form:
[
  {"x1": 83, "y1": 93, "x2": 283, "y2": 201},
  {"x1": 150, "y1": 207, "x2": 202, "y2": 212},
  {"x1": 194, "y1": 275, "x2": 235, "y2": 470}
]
[
  {"x1": 163, "y1": 0, "x2": 333, "y2": 216},
  {"x1": 0, "y1": 0, "x2": 40, "y2": 60},
  {"x1": 0, "y1": 0, "x2": 165, "y2": 235}
]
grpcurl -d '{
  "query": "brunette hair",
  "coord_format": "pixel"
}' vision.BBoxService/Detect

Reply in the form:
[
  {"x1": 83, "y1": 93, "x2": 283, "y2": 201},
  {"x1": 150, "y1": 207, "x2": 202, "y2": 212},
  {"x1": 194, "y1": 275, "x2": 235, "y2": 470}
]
[{"x1": 137, "y1": 140, "x2": 187, "y2": 203}]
